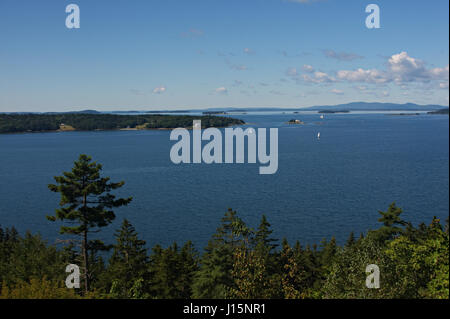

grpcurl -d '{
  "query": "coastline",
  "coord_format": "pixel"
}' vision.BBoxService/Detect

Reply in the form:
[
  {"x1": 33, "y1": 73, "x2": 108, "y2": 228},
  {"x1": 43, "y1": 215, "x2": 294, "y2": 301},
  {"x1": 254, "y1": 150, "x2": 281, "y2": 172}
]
[{"x1": 0, "y1": 123, "x2": 245, "y2": 135}]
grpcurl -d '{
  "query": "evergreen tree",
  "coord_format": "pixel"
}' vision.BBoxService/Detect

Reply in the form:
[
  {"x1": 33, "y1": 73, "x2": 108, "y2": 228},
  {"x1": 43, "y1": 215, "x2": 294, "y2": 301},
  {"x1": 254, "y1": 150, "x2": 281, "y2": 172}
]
[
  {"x1": 47, "y1": 154, "x2": 132, "y2": 293},
  {"x1": 345, "y1": 232, "x2": 356, "y2": 248},
  {"x1": 192, "y1": 208, "x2": 247, "y2": 299},
  {"x1": 178, "y1": 241, "x2": 199, "y2": 298},
  {"x1": 301, "y1": 244, "x2": 321, "y2": 290},
  {"x1": 0, "y1": 230, "x2": 71, "y2": 292},
  {"x1": 107, "y1": 219, "x2": 149, "y2": 298},
  {"x1": 320, "y1": 237, "x2": 338, "y2": 266},
  {"x1": 149, "y1": 242, "x2": 198, "y2": 299},
  {"x1": 358, "y1": 232, "x2": 365, "y2": 242},
  {"x1": 279, "y1": 239, "x2": 304, "y2": 299},
  {"x1": 253, "y1": 215, "x2": 278, "y2": 254},
  {"x1": 371, "y1": 202, "x2": 406, "y2": 242}
]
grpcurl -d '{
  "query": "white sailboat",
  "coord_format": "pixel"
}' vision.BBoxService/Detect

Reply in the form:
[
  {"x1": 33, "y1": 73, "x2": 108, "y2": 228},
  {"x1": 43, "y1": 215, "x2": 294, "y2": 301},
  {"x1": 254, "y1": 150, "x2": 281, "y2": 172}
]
[
  {"x1": 317, "y1": 132, "x2": 321, "y2": 139},
  {"x1": 320, "y1": 114, "x2": 324, "y2": 119}
]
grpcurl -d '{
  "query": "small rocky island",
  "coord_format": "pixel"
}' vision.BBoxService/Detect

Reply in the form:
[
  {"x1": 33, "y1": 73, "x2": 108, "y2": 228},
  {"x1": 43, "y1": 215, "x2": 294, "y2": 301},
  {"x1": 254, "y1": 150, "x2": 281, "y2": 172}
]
[{"x1": 287, "y1": 119, "x2": 305, "y2": 125}]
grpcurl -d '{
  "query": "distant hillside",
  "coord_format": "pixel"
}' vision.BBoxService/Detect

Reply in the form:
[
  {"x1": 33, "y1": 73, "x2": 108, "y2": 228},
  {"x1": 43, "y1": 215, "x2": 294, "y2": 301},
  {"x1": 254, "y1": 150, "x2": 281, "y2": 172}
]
[
  {"x1": 43, "y1": 110, "x2": 102, "y2": 115},
  {"x1": 192, "y1": 102, "x2": 447, "y2": 113},
  {"x1": 2, "y1": 102, "x2": 447, "y2": 115},
  {"x1": 302, "y1": 102, "x2": 446, "y2": 111}
]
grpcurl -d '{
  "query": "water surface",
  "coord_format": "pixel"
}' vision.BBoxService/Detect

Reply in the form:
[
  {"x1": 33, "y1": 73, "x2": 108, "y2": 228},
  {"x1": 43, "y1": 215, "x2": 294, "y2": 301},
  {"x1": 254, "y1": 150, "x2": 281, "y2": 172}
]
[{"x1": 0, "y1": 112, "x2": 448, "y2": 249}]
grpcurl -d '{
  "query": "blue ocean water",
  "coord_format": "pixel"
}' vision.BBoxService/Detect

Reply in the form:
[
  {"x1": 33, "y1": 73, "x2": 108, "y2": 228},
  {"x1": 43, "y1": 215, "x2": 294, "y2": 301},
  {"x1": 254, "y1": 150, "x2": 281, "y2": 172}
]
[{"x1": 0, "y1": 112, "x2": 448, "y2": 249}]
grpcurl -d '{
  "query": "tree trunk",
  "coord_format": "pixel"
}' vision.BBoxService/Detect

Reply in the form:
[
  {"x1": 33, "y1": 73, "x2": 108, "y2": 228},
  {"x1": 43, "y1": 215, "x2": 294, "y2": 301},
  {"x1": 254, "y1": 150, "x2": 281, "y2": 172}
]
[
  {"x1": 82, "y1": 192, "x2": 89, "y2": 294},
  {"x1": 82, "y1": 228, "x2": 89, "y2": 294}
]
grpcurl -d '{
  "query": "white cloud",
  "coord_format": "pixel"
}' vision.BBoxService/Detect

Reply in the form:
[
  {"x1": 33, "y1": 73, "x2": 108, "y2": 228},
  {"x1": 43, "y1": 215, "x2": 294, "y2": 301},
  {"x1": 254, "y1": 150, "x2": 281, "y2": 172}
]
[
  {"x1": 302, "y1": 71, "x2": 336, "y2": 83},
  {"x1": 429, "y1": 65, "x2": 450, "y2": 81},
  {"x1": 215, "y1": 87, "x2": 228, "y2": 95},
  {"x1": 388, "y1": 52, "x2": 431, "y2": 83},
  {"x1": 337, "y1": 68, "x2": 389, "y2": 84},
  {"x1": 336, "y1": 52, "x2": 449, "y2": 85},
  {"x1": 153, "y1": 86, "x2": 166, "y2": 94},
  {"x1": 302, "y1": 64, "x2": 314, "y2": 73},
  {"x1": 286, "y1": 67, "x2": 299, "y2": 77},
  {"x1": 330, "y1": 88, "x2": 344, "y2": 95},
  {"x1": 354, "y1": 85, "x2": 368, "y2": 91},
  {"x1": 439, "y1": 82, "x2": 449, "y2": 89},
  {"x1": 243, "y1": 48, "x2": 255, "y2": 55}
]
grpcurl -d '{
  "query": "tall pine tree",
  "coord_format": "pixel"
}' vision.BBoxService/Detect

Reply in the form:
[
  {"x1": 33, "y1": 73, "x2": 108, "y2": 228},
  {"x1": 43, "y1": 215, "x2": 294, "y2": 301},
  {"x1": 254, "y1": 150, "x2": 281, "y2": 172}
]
[{"x1": 47, "y1": 154, "x2": 132, "y2": 293}]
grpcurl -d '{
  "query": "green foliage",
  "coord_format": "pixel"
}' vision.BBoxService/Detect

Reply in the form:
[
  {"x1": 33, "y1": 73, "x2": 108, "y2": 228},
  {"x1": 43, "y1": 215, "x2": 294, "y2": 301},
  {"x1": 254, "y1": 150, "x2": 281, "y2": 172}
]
[
  {"x1": 192, "y1": 208, "x2": 249, "y2": 299},
  {"x1": 0, "y1": 228, "x2": 71, "y2": 291},
  {"x1": 370, "y1": 202, "x2": 407, "y2": 242},
  {"x1": 228, "y1": 243, "x2": 270, "y2": 299},
  {"x1": 103, "y1": 219, "x2": 150, "y2": 298},
  {"x1": 253, "y1": 215, "x2": 278, "y2": 255},
  {"x1": 1, "y1": 183, "x2": 448, "y2": 299},
  {"x1": 47, "y1": 154, "x2": 132, "y2": 293},
  {"x1": 0, "y1": 278, "x2": 81, "y2": 299},
  {"x1": 149, "y1": 242, "x2": 199, "y2": 299},
  {"x1": 321, "y1": 235, "x2": 388, "y2": 299},
  {"x1": 384, "y1": 218, "x2": 449, "y2": 299},
  {"x1": 321, "y1": 212, "x2": 449, "y2": 299}
]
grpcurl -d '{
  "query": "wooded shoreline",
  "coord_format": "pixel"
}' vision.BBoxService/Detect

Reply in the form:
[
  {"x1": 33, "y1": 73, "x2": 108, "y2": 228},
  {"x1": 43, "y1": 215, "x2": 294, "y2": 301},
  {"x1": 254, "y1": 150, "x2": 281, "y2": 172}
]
[{"x1": 0, "y1": 113, "x2": 245, "y2": 134}]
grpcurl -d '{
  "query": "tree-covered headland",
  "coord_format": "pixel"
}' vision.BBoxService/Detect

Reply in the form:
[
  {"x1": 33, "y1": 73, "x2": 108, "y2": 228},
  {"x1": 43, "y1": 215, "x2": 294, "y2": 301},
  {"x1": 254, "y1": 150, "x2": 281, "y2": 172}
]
[
  {"x1": 0, "y1": 113, "x2": 245, "y2": 134},
  {"x1": 0, "y1": 155, "x2": 448, "y2": 299}
]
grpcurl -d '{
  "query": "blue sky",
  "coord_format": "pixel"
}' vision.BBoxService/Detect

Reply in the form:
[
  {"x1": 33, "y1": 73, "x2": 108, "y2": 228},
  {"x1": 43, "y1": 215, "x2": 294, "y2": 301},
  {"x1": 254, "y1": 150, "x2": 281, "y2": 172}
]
[{"x1": 0, "y1": 0, "x2": 448, "y2": 111}]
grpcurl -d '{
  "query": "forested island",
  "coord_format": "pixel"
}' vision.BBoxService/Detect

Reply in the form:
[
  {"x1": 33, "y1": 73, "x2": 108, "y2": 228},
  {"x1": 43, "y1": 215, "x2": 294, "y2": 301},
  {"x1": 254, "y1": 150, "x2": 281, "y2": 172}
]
[
  {"x1": 388, "y1": 113, "x2": 421, "y2": 116},
  {"x1": 0, "y1": 113, "x2": 244, "y2": 134},
  {"x1": 318, "y1": 110, "x2": 350, "y2": 114},
  {"x1": 428, "y1": 108, "x2": 449, "y2": 115},
  {"x1": 0, "y1": 155, "x2": 448, "y2": 299}
]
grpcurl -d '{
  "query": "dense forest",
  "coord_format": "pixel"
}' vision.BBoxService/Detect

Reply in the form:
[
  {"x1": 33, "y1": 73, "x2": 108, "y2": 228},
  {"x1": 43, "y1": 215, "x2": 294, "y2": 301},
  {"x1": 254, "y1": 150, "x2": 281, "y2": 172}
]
[
  {"x1": 0, "y1": 113, "x2": 245, "y2": 134},
  {"x1": 0, "y1": 155, "x2": 448, "y2": 299}
]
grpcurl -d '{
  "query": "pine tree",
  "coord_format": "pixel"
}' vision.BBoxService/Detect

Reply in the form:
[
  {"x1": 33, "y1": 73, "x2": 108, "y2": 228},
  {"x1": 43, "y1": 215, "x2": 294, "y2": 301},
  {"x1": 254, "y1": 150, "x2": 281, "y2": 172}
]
[
  {"x1": 253, "y1": 215, "x2": 278, "y2": 254},
  {"x1": 107, "y1": 219, "x2": 149, "y2": 298},
  {"x1": 192, "y1": 208, "x2": 247, "y2": 299},
  {"x1": 345, "y1": 232, "x2": 356, "y2": 248},
  {"x1": 47, "y1": 154, "x2": 132, "y2": 294},
  {"x1": 358, "y1": 232, "x2": 365, "y2": 242},
  {"x1": 111, "y1": 219, "x2": 147, "y2": 268},
  {"x1": 320, "y1": 237, "x2": 337, "y2": 265},
  {"x1": 149, "y1": 242, "x2": 198, "y2": 299},
  {"x1": 371, "y1": 202, "x2": 406, "y2": 242},
  {"x1": 213, "y1": 208, "x2": 247, "y2": 248},
  {"x1": 279, "y1": 239, "x2": 304, "y2": 299},
  {"x1": 178, "y1": 241, "x2": 199, "y2": 298}
]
